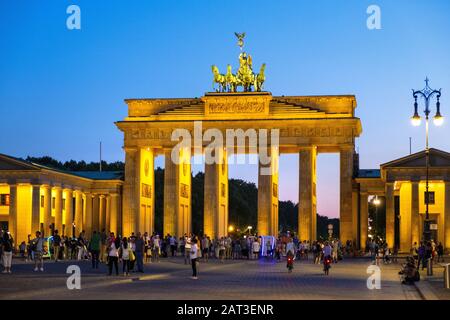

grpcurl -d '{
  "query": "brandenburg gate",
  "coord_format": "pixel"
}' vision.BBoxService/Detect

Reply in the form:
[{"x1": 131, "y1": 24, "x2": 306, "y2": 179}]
[{"x1": 115, "y1": 34, "x2": 362, "y2": 242}]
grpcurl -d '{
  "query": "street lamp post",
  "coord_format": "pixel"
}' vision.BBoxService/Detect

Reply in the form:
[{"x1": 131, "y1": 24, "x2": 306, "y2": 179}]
[{"x1": 411, "y1": 78, "x2": 443, "y2": 243}]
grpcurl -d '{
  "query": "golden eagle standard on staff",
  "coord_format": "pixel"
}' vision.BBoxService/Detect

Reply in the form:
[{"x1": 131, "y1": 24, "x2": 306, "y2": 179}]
[{"x1": 212, "y1": 33, "x2": 266, "y2": 93}]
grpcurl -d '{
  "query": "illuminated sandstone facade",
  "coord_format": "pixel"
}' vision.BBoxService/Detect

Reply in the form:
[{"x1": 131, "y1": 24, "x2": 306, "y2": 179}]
[
  {"x1": 116, "y1": 92, "x2": 362, "y2": 241},
  {"x1": 0, "y1": 155, "x2": 122, "y2": 245},
  {"x1": 356, "y1": 149, "x2": 450, "y2": 251}
]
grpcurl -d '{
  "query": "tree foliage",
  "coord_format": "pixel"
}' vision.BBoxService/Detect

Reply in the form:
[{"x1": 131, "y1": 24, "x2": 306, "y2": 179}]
[{"x1": 25, "y1": 156, "x2": 124, "y2": 171}]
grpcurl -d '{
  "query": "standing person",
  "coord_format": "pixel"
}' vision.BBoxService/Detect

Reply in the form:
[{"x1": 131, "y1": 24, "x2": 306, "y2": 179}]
[
  {"x1": 286, "y1": 238, "x2": 295, "y2": 257},
  {"x1": 1, "y1": 231, "x2": 13, "y2": 274},
  {"x1": 190, "y1": 238, "x2": 199, "y2": 280},
  {"x1": 219, "y1": 237, "x2": 226, "y2": 262},
  {"x1": 90, "y1": 230, "x2": 101, "y2": 269},
  {"x1": 332, "y1": 241, "x2": 339, "y2": 263},
  {"x1": 144, "y1": 232, "x2": 151, "y2": 263},
  {"x1": 178, "y1": 236, "x2": 185, "y2": 257},
  {"x1": 184, "y1": 234, "x2": 192, "y2": 265},
  {"x1": 119, "y1": 237, "x2": 131, "y2": 276},
  {"x1": 135, "y1": 232, "x2": 145, "y2": 273},
  {"x1": 107, "y1": 237, "x2": 120, "y2": 276},
  {"x1": 417, "y1": 242, "x2": 425, "y2": 270},
  {"x1": 252, "y1": 238, "x2": 260, "y2": 260},
  {"x1": 31, "y1": 231, "x2": 45, "y2": 272},
  {"x1": 100, "y1": 229, "x2": 107, "y2": 263},
  {"x1": 77, "y1": 231, "x2": 86, "y2": 261},
  {"x1": 152, "y1": 235, "x2": 160, "y2": 263},
  {"x1": 411, "y1": 242, "x2": 419, "y2": 260},
  {"x1": 202, "y1": 235, "x2": 210, "y2": 262},
  {"x1": 19, "y1": 241, "x2": 26, "y2": 260},
  {"x1": 52, "y1": 230, "x2": 61, "y2": 262},
  {"x1": 437, "y1": 242, "x2": 444, "y2": 262},
  {"x1": 169, "y1": 234, "x2": 177, "y2": 257},
  {"x1": 129, "y1": 235, "x2": 136, "y2": 271}
]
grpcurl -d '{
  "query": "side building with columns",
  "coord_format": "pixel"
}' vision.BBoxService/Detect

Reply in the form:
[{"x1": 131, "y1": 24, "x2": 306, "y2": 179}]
[
  {"x1": 0, "y1": 154, "x2": 123, "y2": 246},
  {"x1": 355, "y1": 148, "x2": 450, "y2": 252}
]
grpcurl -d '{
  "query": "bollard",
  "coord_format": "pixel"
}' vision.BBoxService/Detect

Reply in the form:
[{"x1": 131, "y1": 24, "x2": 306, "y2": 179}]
[
  {"x1": 427, "y1": 258, "x2": 433, "y2": 276},
  {"x1": 444, "y1": 263, "x2": 450, "y2": 289}
]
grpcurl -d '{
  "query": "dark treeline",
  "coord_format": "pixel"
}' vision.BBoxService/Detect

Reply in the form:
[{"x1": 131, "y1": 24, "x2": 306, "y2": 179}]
[
  {"x1": 25, "y1": 156, "x2": 125, "y2": 171},
  {"x1": 154, "y1": 169, "x2": 340, "y2": 238},
  {"x1": 29, "y1": 156, "x2": 339, "y2": 237}
]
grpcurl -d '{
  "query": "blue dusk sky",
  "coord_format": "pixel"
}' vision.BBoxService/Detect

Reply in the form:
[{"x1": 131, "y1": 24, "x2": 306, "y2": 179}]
[{"x1": 1, "y1": 0, "x2": 449, "y2": 218}]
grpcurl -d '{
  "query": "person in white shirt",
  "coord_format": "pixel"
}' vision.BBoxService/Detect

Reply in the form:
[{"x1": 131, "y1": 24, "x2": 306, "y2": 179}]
[
  {"x1": 190, "y1": 238, "x2": 199, "y2": 279},
  {"x1": 184, "y1": 234, "x2": 192, "y2": 265},
  {"x1": 108, "y1": 238, "x2": 120, "y2": 276},
  {"x1": 252, "y1": 239, "x2": 260, "y2": 260},
  {"x1": 169, "y1": 235, "x2": 177, "y2": 257}
]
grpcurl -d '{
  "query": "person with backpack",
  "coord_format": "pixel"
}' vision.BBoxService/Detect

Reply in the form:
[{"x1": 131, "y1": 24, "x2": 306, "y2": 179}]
[
  {"x1": 1, "y1": 231, "x2": 13, "y2": 274},
  {"x1": 31, "y1": 231, "x2": 45, "y2": 272}
]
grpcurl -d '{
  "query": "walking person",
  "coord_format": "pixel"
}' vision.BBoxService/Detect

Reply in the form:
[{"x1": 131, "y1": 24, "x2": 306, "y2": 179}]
[
  {"x1": 90, "y1": 230, "x2": 101, "y2": 269},
  {"x1": 190, "y1": 238, "x2": 199, "y2": 280},
  {"x1": 1, "y1": 231, "x2": 13, "y2": 274},
  {"x1": 107, "y1": 237, "x2": 120, "y2": 276}
]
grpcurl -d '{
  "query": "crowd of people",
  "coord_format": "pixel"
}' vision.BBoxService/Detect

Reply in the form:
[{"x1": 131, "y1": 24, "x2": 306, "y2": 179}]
[{"x1": 0, "y1": 228, "x2": 446, "y2": 283}]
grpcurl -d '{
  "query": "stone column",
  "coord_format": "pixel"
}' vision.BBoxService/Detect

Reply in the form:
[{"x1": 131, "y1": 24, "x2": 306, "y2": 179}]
[
  {"x1": 98, "y1": 195, "x2": 105, "y2": 232},
  {"x1": 138, "y1": 148, "x2": 155, "y2": 234},
  {"x1": 164, "y1": 147, "x2": 191, "y2": 238},
  {"x1": 8, "y1": 184, "x2": 17, "y2": 243},
  {"x1": 385, "y1": 183, "x2": 395, "y2": 249},
  {"x1": 359, "y1": 192, "x2": 369, "y2": 250},
  {"x1": 105, "y1": 195, "x2": 111, "y2": 233},
  {"x1": 84, "y1": 192, "x2": 93, "y2": 237},
  {"x1": 204, "y1": 148, "x2": 228, "y2": 239},
  {"x1": 31, "y1": 185, "x2": 41, "y2": 234},
  {"x1": 258, "y1": 146, "x2": 279, "y2": 236},
  {"x1": 64, "y1": 189, "x2": 73, "y2": 237},
  {"x1": 122, "y1": 148, "x2": 139, "y2": 236},
  {"x1": 92, "y1": 194, "x2": 100, "y2": 234},
  {"x1": 445, "y1": 182, "x2": 450, "y2": 250},
  {"x1": 109, "y1": 193, "x2": 119, "y2": 235},
  {"x1": 299, "y1": 147, "x2": 317, "y2": 242},
  {"x1": 53, "y1": 187, "x2": 63, "y2": 234},
  {"x1": 411, "y1": 181, "x2": 420, "y2": 247},
  {"x1": 74, "y1": 191, "x2": 83, "y2": 236},
  {"x1": 340, "y1": 147, "x2": 354, "y2": 244},
  {"x1": 42, "y1": 185, "x2": 52, "y2": 237}
]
